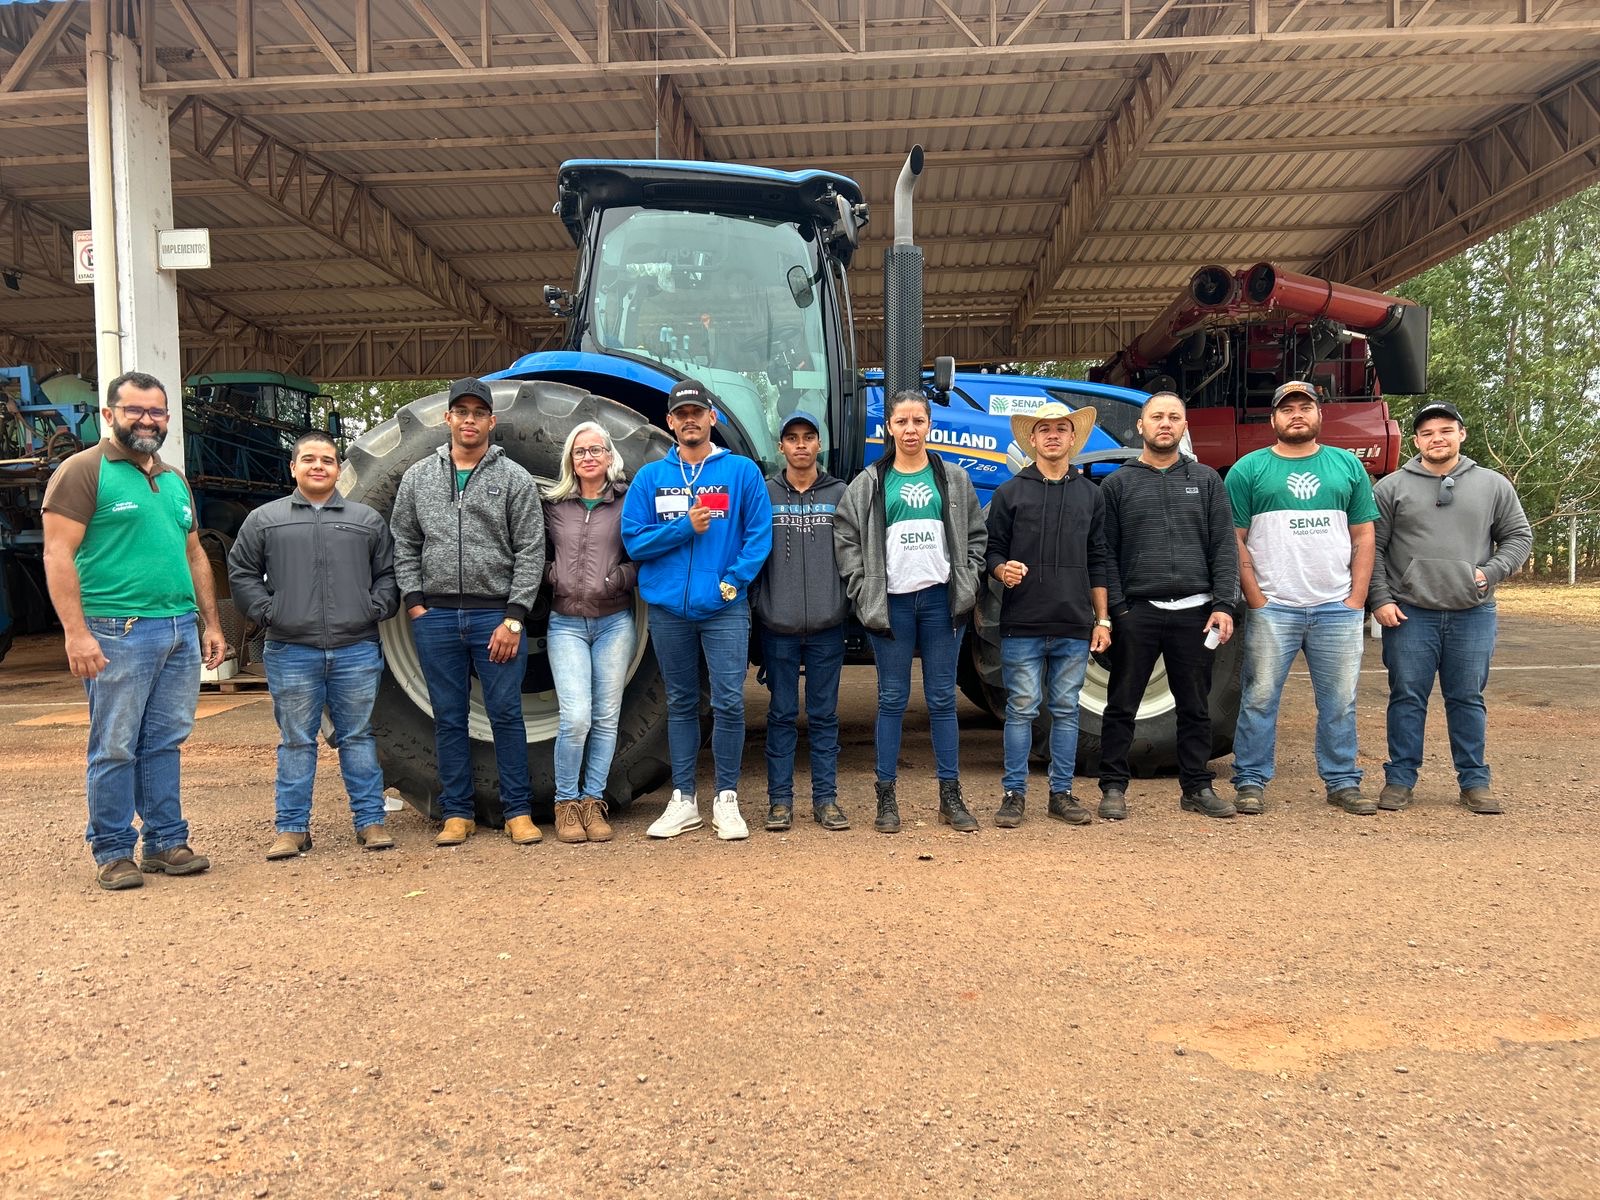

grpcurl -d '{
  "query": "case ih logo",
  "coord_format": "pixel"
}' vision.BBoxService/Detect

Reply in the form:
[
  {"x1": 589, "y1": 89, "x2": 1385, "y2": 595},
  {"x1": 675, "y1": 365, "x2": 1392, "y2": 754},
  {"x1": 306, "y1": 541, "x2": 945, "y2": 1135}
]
[
  {"x1": 1286, "y1": 471, "x2": 1322, "y2": 500},
  {"x1": 900, "y1": 481, "x2": 935, "y2": 508}
]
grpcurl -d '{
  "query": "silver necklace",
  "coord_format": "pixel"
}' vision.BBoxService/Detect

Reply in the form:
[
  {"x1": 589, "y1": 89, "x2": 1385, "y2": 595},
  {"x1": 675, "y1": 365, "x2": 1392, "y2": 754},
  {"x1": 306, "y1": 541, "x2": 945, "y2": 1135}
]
[{"x1": 678, "y1": 449, "x2": 710, "y2": 492}]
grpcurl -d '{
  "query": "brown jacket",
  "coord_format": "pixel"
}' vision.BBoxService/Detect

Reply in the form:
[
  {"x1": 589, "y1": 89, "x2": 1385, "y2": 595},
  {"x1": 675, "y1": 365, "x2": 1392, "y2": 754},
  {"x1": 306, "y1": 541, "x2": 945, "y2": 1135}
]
[{"x1": 542, "y1": 482, "x2": 637, "y2": 618}]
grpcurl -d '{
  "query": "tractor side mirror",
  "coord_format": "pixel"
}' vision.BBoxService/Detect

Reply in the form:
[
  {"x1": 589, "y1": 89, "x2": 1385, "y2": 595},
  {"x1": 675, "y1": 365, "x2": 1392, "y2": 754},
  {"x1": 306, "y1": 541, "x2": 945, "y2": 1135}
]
[
  {"x1": 786, "y1": 265, "x2": 815, "y2": 309},
  {"x1": 326, "y1": 410, "x2": 343, "y2": 438}
]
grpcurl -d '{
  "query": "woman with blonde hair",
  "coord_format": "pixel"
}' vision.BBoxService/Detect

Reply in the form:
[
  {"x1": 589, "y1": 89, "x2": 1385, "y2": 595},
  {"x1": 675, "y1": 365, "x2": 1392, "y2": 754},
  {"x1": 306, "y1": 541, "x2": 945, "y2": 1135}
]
[{"x1": 542, "y1": 420, "x2": 637, "y2": 842}]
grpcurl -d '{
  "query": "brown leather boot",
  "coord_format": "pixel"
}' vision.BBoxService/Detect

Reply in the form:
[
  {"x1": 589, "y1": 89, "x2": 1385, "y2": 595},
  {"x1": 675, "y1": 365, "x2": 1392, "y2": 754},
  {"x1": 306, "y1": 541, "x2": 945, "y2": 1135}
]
[
  {"x1": 505, "y1": 815, "x2": 542, "y2": 845},
  {"x1": 435, "y1": 817, "x2": 476, "y2": 846},
  {"x1": 96, "y1": 858, "x2": 144, "y2": 891},
  {"x1": 579, "y1": 796, "x2": 613, "y2": 842},
  {"x1": 355, "y1": 824, "x2": 394, "y2": 851},
  {"x1": 554, "y1": 801, "x2": 587, "y2": 844},
  {"x1": 266, "y1": 831, "x2": 311, "y2": 860}
]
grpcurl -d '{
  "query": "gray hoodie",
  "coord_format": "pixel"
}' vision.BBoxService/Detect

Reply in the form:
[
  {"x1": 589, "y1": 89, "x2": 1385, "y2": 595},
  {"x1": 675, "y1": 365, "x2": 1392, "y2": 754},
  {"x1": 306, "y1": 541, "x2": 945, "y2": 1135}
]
[
  {"x1": 391, "y1": 443, "x2": 545, "y2": 621},
  {"x1": 1369, "y1": 454, "x2": 1531, "y2": 611},
  {"x1": 752, "y1": 468, "x2": 849, "y2": 635},
  {"x1": 834, "y1": 454, "x2": 987, "y2": 636}
]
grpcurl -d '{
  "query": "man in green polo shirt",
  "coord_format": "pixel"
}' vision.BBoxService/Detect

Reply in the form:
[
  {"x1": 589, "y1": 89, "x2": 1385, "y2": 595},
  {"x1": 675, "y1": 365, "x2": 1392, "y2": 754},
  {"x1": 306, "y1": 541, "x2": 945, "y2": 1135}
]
[{"x1": 42, "y1": 371, "x2": 226, "y2": 891}]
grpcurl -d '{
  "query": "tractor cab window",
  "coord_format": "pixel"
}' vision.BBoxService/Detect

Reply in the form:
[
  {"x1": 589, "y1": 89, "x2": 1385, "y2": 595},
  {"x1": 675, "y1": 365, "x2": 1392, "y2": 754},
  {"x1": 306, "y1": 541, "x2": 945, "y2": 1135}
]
[{"x1": 583, "y1": 205, "x2": 831, "y2": 468}]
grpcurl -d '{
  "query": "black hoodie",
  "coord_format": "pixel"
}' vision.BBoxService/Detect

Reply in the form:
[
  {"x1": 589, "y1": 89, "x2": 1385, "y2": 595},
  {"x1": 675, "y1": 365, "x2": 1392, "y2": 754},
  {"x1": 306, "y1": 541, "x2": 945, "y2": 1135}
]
[
  {"x1": 752, "y1": 467, "x2": 849, "y2": 635},
  {"x1": 1099, "y1": 456, "x2": 1238, "y2": 616},
  {"x1": 984, "y1": 464, "x2": 1108, "y2": 639}
]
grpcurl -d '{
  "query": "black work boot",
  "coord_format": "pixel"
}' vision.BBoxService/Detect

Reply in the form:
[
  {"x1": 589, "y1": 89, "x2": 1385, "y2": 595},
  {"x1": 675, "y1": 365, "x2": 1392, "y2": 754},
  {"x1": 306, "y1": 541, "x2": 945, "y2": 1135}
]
[
  {"x1": 1181, "y1": 786, "x2": 1236, "y2": 818},
  {"x1": 1097, "y1": 788, "x2": 1128, "y2": 821},
  {"x1": 938, "y1": 779, "x2": 979, "y2": 833},
  {"x1": 994, "y1": 790, "x2": 1026, "y2": 829},
  {"x1": 874, "y1": 779, "x2": 901, "y2": 834},
  {"x1": 1047, "y1": 791, "x2": 1092, "y2": 825}
]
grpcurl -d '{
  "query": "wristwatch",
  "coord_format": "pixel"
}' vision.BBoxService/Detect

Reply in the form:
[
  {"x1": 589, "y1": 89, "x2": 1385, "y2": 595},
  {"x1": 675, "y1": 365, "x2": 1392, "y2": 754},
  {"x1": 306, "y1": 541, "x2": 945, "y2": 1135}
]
[
  {"x1": 1095, "y1": 618, "x2": 1113, "y2": 629},
  {"x1": 719, "y1": 582, "x2": 738, "y2": 602},
  {"x1": 502, "y1": 618, "x2": 524, "y2": 634}
]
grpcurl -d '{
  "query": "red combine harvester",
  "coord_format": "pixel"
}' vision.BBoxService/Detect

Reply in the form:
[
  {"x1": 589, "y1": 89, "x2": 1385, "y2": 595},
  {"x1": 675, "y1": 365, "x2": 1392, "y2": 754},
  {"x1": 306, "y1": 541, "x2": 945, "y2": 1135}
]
[{"x1": 1091, "y1": 262, "x2": 1431, "y2": 479}]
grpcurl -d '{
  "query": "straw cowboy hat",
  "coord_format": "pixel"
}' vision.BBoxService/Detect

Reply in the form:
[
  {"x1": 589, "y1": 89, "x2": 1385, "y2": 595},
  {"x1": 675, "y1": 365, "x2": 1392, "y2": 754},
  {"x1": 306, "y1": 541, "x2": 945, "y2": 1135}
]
[{"x1": 1011, "y1": 401, "x2": 1097, "y2": 461}]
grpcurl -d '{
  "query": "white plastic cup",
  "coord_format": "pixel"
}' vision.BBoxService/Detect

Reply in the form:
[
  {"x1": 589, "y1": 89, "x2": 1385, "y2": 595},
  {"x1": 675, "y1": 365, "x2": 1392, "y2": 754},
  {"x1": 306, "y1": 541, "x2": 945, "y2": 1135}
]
[{"x1": 1203, "y1": 626, "x2": 1222, "y2": 651}]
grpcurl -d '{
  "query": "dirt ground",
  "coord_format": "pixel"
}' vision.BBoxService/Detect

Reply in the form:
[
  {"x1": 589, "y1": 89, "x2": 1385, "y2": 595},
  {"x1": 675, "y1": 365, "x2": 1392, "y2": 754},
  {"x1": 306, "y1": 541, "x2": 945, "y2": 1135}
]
[{"x1": 1, "y1": 601, "x2": 1596, "y2": 1199}]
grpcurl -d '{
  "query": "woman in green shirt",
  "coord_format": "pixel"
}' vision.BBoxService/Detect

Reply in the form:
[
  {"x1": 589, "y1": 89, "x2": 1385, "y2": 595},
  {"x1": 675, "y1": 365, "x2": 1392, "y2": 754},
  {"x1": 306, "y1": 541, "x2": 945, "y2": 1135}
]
[{"x1": 836, "y1": 391, "x2": 988, "y2": 835}]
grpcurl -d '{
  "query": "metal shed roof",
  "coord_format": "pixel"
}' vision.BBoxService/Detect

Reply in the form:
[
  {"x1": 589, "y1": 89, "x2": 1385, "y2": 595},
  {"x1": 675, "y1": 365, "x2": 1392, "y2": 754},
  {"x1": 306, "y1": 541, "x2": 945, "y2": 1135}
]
[{"x1": 2, "y1": 1, "x2": 1598, "y2": 380}]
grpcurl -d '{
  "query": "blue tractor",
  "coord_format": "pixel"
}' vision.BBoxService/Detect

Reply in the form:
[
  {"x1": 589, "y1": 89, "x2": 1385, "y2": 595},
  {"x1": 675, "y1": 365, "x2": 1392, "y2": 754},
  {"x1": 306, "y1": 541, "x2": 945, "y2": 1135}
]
[{"x1": 343, "y1": 154, "x2": 1243, "y2": 820}]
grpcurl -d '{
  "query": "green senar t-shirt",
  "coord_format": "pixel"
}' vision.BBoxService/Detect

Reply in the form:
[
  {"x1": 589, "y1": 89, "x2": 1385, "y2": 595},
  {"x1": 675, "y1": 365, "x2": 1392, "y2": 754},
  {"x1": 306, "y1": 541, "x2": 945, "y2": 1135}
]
[
  {"x1": 1226, "y1": 445, "x2": 1380, "y2": 607},
  {"x1": 456, "y1": 467, "x2": 473, "y2": 494},
  {"x1": 884, "y1": 464, "x2": 950, "y2": 594},
  {"x1": 42, "y1": 446, "x2": 197, "y2": 617}
]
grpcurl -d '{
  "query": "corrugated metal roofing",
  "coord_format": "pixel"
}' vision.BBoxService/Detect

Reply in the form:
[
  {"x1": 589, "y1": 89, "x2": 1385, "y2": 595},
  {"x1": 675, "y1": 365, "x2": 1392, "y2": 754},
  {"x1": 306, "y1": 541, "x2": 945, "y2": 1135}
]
[{"x1": 1, "y1": 0, "x2": 1599, "y2": 374}]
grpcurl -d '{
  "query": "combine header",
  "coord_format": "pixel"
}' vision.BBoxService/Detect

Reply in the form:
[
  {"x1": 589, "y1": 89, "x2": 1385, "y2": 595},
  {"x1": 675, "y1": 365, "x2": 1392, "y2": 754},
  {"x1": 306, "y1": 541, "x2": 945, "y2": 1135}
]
[{"x1": 1092, "y1": 262, "x2": 1430, "y2": 479}]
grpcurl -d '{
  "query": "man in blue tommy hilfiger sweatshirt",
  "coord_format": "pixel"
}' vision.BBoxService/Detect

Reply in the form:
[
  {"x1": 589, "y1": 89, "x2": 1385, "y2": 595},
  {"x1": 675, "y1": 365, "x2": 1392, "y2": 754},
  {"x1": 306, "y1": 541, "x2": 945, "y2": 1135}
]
[{"x1": 622, "y1": 379, "x2": 772, "y2": 843}]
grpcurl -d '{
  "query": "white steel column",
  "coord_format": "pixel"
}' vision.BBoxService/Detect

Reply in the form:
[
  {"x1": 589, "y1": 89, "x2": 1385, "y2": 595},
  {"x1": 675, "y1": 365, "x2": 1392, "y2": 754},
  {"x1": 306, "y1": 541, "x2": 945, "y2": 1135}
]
[{"x1": 86, "y1": 9, "x2": 185, "y2": 467}]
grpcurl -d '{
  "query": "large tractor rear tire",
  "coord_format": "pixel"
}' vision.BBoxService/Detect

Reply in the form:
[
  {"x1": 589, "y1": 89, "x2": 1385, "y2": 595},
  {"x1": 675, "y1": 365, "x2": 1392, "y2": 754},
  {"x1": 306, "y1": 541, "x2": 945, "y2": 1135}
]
[
  {"x1": 963, "y1": 577, "x2": 1245, "y2": 777},
  {"x1": 340, "y1": 379, "x2": 673, "y2": 825}
]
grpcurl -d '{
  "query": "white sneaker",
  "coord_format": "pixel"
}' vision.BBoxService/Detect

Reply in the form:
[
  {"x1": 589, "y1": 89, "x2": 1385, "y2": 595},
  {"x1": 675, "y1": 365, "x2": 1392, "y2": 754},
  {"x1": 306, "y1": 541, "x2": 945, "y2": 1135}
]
[
  {"x1": 712, "y1": 790, "x2": 749, "y2": 841},
  {"x1": 647, "y1": 790, "x2": 701, "y2": 839}
]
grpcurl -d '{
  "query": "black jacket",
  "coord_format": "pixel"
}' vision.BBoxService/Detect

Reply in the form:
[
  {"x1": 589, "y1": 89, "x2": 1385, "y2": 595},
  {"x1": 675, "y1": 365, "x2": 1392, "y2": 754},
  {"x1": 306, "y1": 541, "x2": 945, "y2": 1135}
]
[
  {"x1": 983, "y1": 464, "x2": 1108, "y2": 639},
  {"x1": 752, "y1": 468, "x2": 849, "y2": 635},
  {"x1": 1099, "y1": 457, "x2": 1239, "y2": 616},
  {"x1": 227, "y1": 490, "x2": 400, "y2": 649}
]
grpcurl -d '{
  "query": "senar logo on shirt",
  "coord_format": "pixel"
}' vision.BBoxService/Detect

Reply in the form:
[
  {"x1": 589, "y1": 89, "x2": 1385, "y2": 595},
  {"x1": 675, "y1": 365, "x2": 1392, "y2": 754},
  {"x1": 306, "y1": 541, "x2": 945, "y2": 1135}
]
[
  {"x1": 1285, "y1": 471, "x2": 1322, "y2": 501},
  {"x1": 900, "y1": 481, "x2": 935, "y2": 508}
]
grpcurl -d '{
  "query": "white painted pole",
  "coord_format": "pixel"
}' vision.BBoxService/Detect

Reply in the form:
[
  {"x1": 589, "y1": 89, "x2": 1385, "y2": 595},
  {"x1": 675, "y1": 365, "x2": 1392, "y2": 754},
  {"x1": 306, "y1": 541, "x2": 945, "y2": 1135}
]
[
  {"x1": 86, "y1": 0, "x2": 122, "y2": 392},
  {"x1": 1571, "y1": 512, "x2": 1578, "y2": 586}
]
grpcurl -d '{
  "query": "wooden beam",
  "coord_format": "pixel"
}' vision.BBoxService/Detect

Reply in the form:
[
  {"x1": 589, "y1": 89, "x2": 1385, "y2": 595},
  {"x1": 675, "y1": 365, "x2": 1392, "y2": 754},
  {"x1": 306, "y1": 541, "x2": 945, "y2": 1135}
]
[
  {"x1": 527, "y1": 0, "x2": 592, "y2": 64},
  {"x1": 0, "y1": 0, "x2": 81, "y2": 94},
  {"x1": 403, "y1": 0, "x2": 475, "y2": 71},
  {"x1": 280, "y1": 0, "x2": 352, "y2": 75},
  {"x1": 168, "y1": 0, "x2": 232, "y2": 81}
]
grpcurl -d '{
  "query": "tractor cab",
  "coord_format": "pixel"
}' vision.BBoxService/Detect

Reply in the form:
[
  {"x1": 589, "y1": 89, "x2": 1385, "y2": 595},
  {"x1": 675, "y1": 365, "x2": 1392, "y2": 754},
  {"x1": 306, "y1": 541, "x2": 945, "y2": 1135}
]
[{"x1": 520, "y1": 160, "x2": 868, "y2": 474}]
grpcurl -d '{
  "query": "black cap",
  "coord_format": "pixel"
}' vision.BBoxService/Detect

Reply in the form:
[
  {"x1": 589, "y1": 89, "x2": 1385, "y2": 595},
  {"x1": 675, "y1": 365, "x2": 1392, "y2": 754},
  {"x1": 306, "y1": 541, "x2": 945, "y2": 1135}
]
[
  {"x1": 667, "y1": 379, "x2": 718, "y2": 413},
  {"x1": 447, "y1": 377, "x2": 494, "y2": 409},
  {"x1": 1271, "y1": 380, "x2": 1320, "y2": 407},
  {"x1": 1412, "y1": 401, "x2": 1464, "y2": 431}
]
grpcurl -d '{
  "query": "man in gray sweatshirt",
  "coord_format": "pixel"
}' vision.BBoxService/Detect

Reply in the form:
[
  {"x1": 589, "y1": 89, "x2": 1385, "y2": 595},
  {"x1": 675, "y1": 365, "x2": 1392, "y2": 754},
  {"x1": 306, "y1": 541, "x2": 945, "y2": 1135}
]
[
  {"x1": 1369, "y1": 401, "x2": 1532, "y2": 815},
  {"x1": 391, "y1": 378, "x2": 546, "y2": 847},
  {"x1": 751, "y1": 411, "x2": 850, "y2": 833},
  {"x1": 229, "y1": 431, "x2": 400, "y2": 858}
]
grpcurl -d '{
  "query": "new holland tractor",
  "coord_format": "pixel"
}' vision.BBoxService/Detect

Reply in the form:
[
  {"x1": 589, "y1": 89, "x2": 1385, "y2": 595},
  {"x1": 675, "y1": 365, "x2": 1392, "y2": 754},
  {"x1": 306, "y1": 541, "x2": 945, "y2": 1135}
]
[{"x1": 342, "y1": 152, "x2": 1428, "y2": 821}]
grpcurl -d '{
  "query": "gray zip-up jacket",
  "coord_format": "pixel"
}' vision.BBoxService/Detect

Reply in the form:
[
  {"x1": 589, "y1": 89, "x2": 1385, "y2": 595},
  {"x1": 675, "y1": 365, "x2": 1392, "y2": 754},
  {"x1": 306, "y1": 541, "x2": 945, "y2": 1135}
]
[
  {"x1": 835, "y1": 454, "x2": 987, "y2": 636},
  {"x1": 543, "y1": 482, "x2": 637, "y2": 619},
  {"x1": 391, "y1": 443, "x2": 544, "y2": 621},
  {"x1": 1369, "y1": 454, "x2": 1532, "y2": 611},
  {"x1": 227, "y1": 490, "x2": 399, "y2": 649},
  {"x1": 752, "y1": 468, "x2": 849, "y2": 635}
]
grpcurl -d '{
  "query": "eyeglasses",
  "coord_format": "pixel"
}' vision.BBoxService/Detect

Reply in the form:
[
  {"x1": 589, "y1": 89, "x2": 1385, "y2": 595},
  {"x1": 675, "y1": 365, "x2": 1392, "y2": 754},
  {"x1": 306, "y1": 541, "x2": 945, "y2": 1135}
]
[
  {"x1": 115, "y1": 405, "x2": 169, "y2": 421},
  {"x1": 1437, "y1": 476, "x2": 1455, "y2": 507},
  {"x1": 571, "y1": 446, "x2": 609, "y2": 460}
]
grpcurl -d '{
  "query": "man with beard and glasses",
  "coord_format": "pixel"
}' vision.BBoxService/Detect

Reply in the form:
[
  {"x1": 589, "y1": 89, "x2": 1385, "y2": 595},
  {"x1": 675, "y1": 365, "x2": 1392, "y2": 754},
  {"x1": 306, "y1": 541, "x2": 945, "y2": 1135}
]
[
  {"x1": 1098, "y1": 392, "x2": 1239, "y2": 822},
  {"x1": 1368, "y1": 401, "x2": 1531, "y2": 815},
  {"x1": 1225, "y1": 380, "x2": 1380, "y2": 817},
  {"x1": 42, "y1": 371, "x2": 226, "y2": 891}
]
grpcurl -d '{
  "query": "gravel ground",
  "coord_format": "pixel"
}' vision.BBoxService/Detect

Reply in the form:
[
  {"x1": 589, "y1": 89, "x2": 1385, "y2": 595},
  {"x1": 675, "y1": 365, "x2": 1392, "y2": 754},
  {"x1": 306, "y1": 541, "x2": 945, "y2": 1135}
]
[{"x1": 1, "y1": 615, "x2": 1596, "y2": 1199}]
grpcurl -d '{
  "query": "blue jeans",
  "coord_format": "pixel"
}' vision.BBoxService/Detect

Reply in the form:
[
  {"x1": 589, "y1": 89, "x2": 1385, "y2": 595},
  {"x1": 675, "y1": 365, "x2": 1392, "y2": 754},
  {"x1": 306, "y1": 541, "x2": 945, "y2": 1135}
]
[
  {"x1": 1232, "y1": 600, "x2": 1365, "y2": 792},
  {"x1": 411, "y1": 608, "x2": 531, "y2": 820},
  {"x1": 1000, "y1": 635, "x2": 1090, "y2": 795},
  {"x1": 262, "y1": 638, "x2": 387, "y2": 832},
  {"x1": 1382, "y1": 601, "x2": 1497, "y2": 790},
  {"x1": 81, "y1": 614, "x2": 199, "y2": 865},
  {"x1": 761, "y1": 625, "x2": 845, "y2": 809},
  {"x1": 548, "y1": 610, "x2": 638, "y2": 802},
  {"x1": 649, "y1": 600, "x2": 750, "y2": 795},
  {"x1": 869, "y1": 584, "x2": 964, "y2": 782}
]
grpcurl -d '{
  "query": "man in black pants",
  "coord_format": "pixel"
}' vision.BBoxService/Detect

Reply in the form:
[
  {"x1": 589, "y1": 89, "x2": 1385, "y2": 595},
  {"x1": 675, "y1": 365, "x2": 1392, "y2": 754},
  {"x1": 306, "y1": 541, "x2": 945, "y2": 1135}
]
[{"x1": 1098, "y1": 392, "x2": 1240, "y2": 820}]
